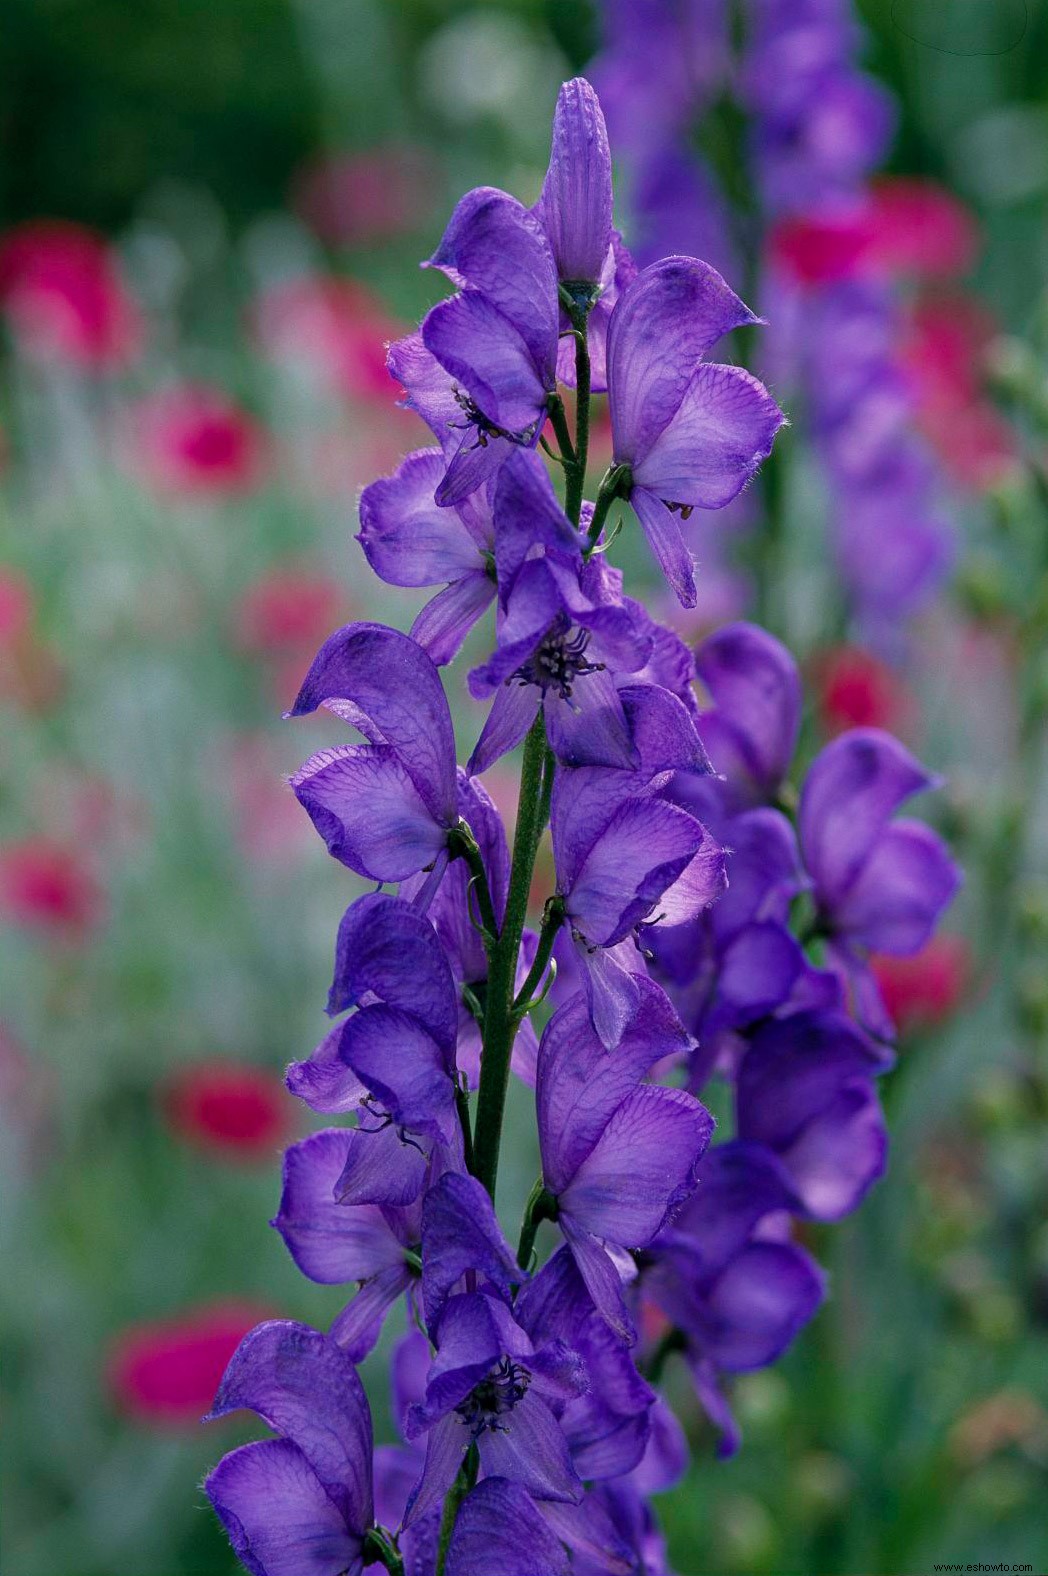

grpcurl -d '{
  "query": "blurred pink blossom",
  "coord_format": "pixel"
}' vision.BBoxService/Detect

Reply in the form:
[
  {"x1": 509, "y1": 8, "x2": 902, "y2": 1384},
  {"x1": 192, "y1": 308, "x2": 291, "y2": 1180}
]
[
  {"x1": 233, "y1": 566, "x2": 342, "y2": 655},
  {"x1": 162, "y1": 1060, "x2": 295, "y2": 1161},
  {"x1": 903, "y1": 295, "x2": 1018, "y2": 489},
  {"x1": 0, "y1": 838, "x2": 105, "y2": 939},
  {"x1": 292, "y1": 143, "x2": 437, "y2": 246},
  {"x1": 125, "y1": 384, "x2": 269, "y2": 498},
  {"x1": 813, "y1": 645, "x2": 915, "y2": 737},
  {"x1": 866, "y1": 178, "x2": 978, "y2": 279},
  {"x1": 107, "y1": 1302, "x2": 276, "y2": 1427},
  {"x1": 0, "y1": 220, "x2": 142, "y2": 368},
  {"x1": 221, "y1": 732, "x2": 312, "y2": 866},
  {"x1": 252, "y1": 275, "x2": 403, "y2": 402},
  {"x1": 870, "y1": 935, "x2": 971, "y2": 1035}
]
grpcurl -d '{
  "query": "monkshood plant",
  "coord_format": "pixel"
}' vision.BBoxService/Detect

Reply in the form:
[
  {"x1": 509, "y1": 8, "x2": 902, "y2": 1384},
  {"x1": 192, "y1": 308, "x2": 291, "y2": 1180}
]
[{"x1": 203, "y1": 80, "x2": 960, "y2": 1575}]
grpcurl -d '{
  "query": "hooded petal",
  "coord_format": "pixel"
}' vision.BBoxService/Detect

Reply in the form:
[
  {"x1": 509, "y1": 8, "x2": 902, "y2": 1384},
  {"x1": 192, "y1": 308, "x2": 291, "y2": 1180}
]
[
  {"x1": 777, "y1": 1080, "x2": 888, "y2": 1221},
  {"x1": 446, "y1": 1478, "x2": 571, "y2": 1576},
  {"x1": 666, "y1": 1141, "x2": 803, "y2": 1282},
  {"x1": 698, "y1": 1241, "x2": 824, "y2": 1370},
  {"x1": 695, "y1": 622, "x2": 801, "y2": 802},
  {"x1": 333, "y1": 1120, "x2": 429, "y2": 1209},
  {"x1": 420, "y1": 1172, "x2": 519, "y2": 1330},
  {"x1": 289, "y1": 622, "x2": 457, "y2": 825},
  {"x1": 357, "y1": 449, "x2": 484, "y2": 587},
  {"x1": 205, "y1": 1321, "x2": 372, "y2": 1534},
  {"x1": 290, "y1": 745, "x2": 447, "y2": 881},
  {"x1": 426, "y1": 188, "x2": 559, "y2": 378},
  {"x1": 560, "y1": 1085, "x2": 713, "y2": 1247},
  {"x1": 628, "y1": 487, "x2": 697, "y2": 607},
  {"x1": 327, "y1": 892, "x2": 458, "y2": 1051},
  {"x1": 491, "y1": 448, "x2": 580, "y2": 600},
  {"x1": 798, "y1": 729, "x2": 938, "y2": 912},
  {"x1": 410, "y1": 572, "x2": 496, "y2": 666},
  {"x1": 832, "y1": 818, "x2": 961, "y2": 953},
  {"x1": 574, "y1": 940, "x2": 645, "y2": 1052},
  {"x1": 543, "y1": 669, "x2": 638, "y2": 771},
  {"x1": 632, "y1": 363, "x2": 784, "y2": 508},
  {"x1": 537, "y1": 983, "x2": 690, "y2": 1195},
  {"x1": 565, "y1": 796, "x2": 707, "y2": 947},
  {"x1": 338, "y1": 1006, "x2": 456, "y2": 1144},
  {"x1": 561, "y1": 1220, "x2": 635, "y2": 1345},
  {"x1": 205, "y1": 1439, "x2": 363, "y2": 1576},
  {"x1": 272, "y1": 1130, "x2": 406, "y2": 1284},
  {"x1": 537, "y1": 78, "x2": 613, "y2": 286},
  {"x1": 607, "y1": 257, "x2": 759, "y2": 467},
  {"x1": 422, "y1": 291, "x2": 551, "y2": 438},
  {"x1": 285, "y1": 1024, "x2": 366, "y2": 1115}
]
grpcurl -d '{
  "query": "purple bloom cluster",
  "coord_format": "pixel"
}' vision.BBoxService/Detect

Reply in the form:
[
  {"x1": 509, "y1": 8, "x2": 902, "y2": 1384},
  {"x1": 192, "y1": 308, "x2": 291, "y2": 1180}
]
[
  {"x1": 593, "y1": 0, "x2": 956, "y2": 641},
  {"x1": 203, "y1": 78, "x2": 958, "y2": 1575}
]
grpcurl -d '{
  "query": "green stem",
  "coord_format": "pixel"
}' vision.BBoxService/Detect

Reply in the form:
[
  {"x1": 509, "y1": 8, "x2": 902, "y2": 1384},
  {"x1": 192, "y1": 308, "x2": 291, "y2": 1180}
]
[
  {"x1": 516, "y1": 1178, "x2": 558, "y2": 1270},
  {"x1": 472, "y1": 715, "x2": 549, "y2": 1199},
  {"x1": 564, "y1": 310, "x2": 591, "y2": 528},
  {"x1": 585, "y1": 465, "x2": 630, "y2": 553},
  {"x1": 455, "y1": 1083, "x2": 475, "y2": 1175},
  {"x1": 362, "y1": 1528, "x2": 405, "y2": 1576},
  {"x1": 547, "y1": 396, "x2": 576, "y2": 468},
  {"x1": 448, "y1": 823, "x2": 499, "y2": 946},
  {"x1": 513, "y1": 896, "x2": 564, "y2": 1013},
  {"x1": 434, "y1": 1446, "x2": 479, "y2": 1576}
]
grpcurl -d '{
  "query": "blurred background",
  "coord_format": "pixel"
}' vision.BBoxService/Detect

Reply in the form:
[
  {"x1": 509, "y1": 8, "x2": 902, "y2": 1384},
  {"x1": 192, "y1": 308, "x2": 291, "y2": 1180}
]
[{"x1": 2, "y1": 1, "x2": 1046, "y2": 1572}]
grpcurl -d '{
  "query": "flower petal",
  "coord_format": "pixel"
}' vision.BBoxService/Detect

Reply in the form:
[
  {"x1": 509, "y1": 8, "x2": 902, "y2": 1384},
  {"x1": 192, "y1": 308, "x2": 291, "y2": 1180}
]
[
  {"x1": 420, "y1": 1173, "x2": 519, "y2": 1330},
  {"x1": 798, "y1": 729, "x2": 938, "y2": 913},
  {"x1": 358, "y1": 448, "x2": 483, "y2": 587},
  {"x1": 338, "y1": 1006, "x2": 456, "y2": 1144},
  {"x1": 327, "y1": 892, "x2": 458, "y2": 1051},
  {"x1": 446, "y1": 1478, "x2": 571, "y2": 1576},
  {"x1": 422, "y1": 290, "x2": 550, "y2": 437},
  {"x1": 410, "y1": 572, "x2": 496, "y2": 666},
  {"x1": 290, "y1": 745, "x2": 446, "y2": 881},
  {"x1": 695, "y1": 622, "x2": 801, "y2": 801},
  {"x1": 544, "y1": 670, "x2": 638, "y2": 771},
  {"x1": 272, "y1": 1130, "x2": 405, "y2": 1284},
  {"x1": 607, "y1": 257, "x2": 759, "y2": 467},
  {"x1": 566, "y1": 797, "x2": 707, "y2": 947},
  {"x1": 329, "y1": 1264, "x2": 415, "y2": 1362},
  {"x1": 698, "y1": 1241, "x2": 824, "y2": 1370},
  {"x1": 285, "y1": 1025, "x2": 366, "y2": 1115},
  {"x1": 832, "y1": 819, "x2": 961, "y2": 953},
  {"x1": 289, "y1": 622, "x2": 457, "y2": 824},
  {"x1": 479, "y1": 1388, "x2": 583, "y2": 1504},
  {"x1": 205, "y1": 1439, "x2": 362, "y2": 1576},
  {"x1": 628, "y1": 486, "x2": 697, "y2": 607},
  {"x1": 537, "y1": 77, "x2": 613, "y2": 286},
  {"x1": 632, "y1": 363, "x2": 784, "y2": 508},
  {"x1": 205, "y1": 1320, "x2": 372, "y2": 1533},
  {"x1": 467, "y1": 680, "x2": 539, "y2": 776}
]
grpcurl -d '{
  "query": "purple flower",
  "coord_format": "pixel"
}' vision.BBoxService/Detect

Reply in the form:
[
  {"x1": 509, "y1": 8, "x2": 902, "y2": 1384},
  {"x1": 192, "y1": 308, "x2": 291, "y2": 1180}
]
[
  {"x1": 551, "y1": 762, "x2": 726, "y2": 1045},
  {"x1": 271, "y1": 1129, "x2": 423, "y2": 1360},
  {"x1": 536, "y1": 986, "x2": 713, "y2": 1338},
  {"x1": 736, "y1": 1009, "x2": 889, "y2": 1220},
  {"x1": 286, "y1": 892, "x2": 461, "y2": 1152},
  {"x1": 607, "y1": 257, "x2": 785, "y2": 606},
  {"x1": 421, "y1": 190, "x2": 560, "y2": 504},
  {"x1": 288, "y1": 623, "x2": 458, "y2": 900},
  {"x1": 403, "y1": 1291, "x2": 585, "y2": 1525},
  {"x1": 536, "y1": 77, "x2": 613, "y2": 292},
  {"x1": 694, "y1": 621, "x2": 801, "y2": 809},
  {"x1": 468, "y1": 450, "x2": 653, "y2": 773},
  {"x1": 800, "y1": 727, "x2": 962, "y2": 959},
  {"x1": 445, "y1": 1478, "x2": 571, "y2": 1576},
  {"x1": 357, "y1": 449, "x2": 496, "y2": 665},
  {"x1": 204, "y1": 1321, "x2": 374, "y2": 1576}
]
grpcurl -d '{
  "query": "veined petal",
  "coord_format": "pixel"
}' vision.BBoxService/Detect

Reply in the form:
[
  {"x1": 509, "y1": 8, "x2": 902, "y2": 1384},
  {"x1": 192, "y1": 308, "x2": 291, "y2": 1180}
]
[
  {"x1": 479, "y1": 1388, "x2": 583, "y2": 1504},
  {"x1": 491, "y1": 448, "x2": 580, "y2": 599},
  {"x1": 632, "y1": 363, "x2": 784, "y2": 508},
  {"x1": 566, "y1": 796, "x2": 706, "y2": 947},
  {"x1": 327, "y1": 892, "x2": 458, "y2": 1051},
  {"x1": 537, "y1": 78, "x2": 613, "y2": 286},
  {"x1": 560, "y1": 1085, "x2": 713, "y2": 1247},
  {"x1": 833, "y1": 818, "x2": 961, "y2": 953},
  {"x1": 544, "y1": 670, "x2": 638, "y2": 771},
  {"x1": 799, "y1": 729, "x2": 940, "y2": 911},
  {"x1": 333, "y1": 1120, "x2": 429, "y2": 1209},
  {"x1": 410, "y1": 571, "x2": 496, "y2": 666},
  {"x1": 628, "y1": 486, "x2": 697, "y2": 607},
  {"x1": 285, "y1": 1024, "x2": 366, "y2": 1114},
  {"x1": 205, "y1": 1321, "x2": 373, "y2": 1534},
  {"x1": 205, "y1": 1439, "x2": 363, "y2": 1576},
  {"x1": 446, "y1": 1479, "x2": 571, "y2": 1576},
  {"x1": 290, "y1": 744, "x2": 446, "y2": 881},
  {"x1": 289, "y1": 622, "x2": 457, "y2": 825},
  {"x1": 403, "y1": 1412, "x2": 464, "y2": 1529},
  {"x1": 420, "y1": 1173, "x2": 519, "y2": 1330},
  {"x1": 338, "y1": 1005, "x2": 456, "y2": 1144},
  {"x1": 272, "y1": 1130, "x2": 405, "y2": 1284},
  {"x1": 426, "y1": 188, "x2": 559, "y2": 377},
  {"x1": 655, "y1": 833, "x2": 727, "y2": 926},
  {"x1": 422, "y1": 291, "x2": 551, "y2": 438},
  {"x1": 561, "y1": 1220, "x2": 635, "y2": 1344},
  {"x1": 358, "y1": 449, "x2": 483, "y2": 587},
  {"x1": 387, "y1": 332, "x2": 462, "y2": 451},
  {"x1": 436, "y1": 426, "x2": 515, "y2": 508},
  {"x1": 575, "y1": 940, "x2": 644, "y2": 1052},
  {"x1": 329, "y1": 1264, "x2": 415, "y2": 1362},
  {"x1": 607, "y1": 257, "x2": 759, "y2": 467},
  {"x1": 698, "y1": 1240, "x2": 825, "y2": 1370}
]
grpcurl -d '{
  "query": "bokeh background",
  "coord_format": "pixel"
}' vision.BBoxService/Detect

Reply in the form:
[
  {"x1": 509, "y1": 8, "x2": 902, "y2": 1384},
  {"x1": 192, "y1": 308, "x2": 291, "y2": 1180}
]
[{"x1": 2, "y1": 2, "x2": 1047, "y2": 1573}]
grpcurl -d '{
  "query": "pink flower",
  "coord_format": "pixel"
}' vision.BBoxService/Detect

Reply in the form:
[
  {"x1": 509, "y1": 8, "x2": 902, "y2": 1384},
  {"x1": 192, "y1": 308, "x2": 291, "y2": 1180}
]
[
  {"x1": 0, "y1": 567, "x2": 33, "y2": 649},
  {"x1": 292, "y1": 143, "x2": 437, "y2": 246},
  {"x1": 814, "y1": 646, "x2": 913, "y2": 737},
  {"x1": 0, "y1": 220, "x2": 142, "y2": 368},
  {"x1": 233, "y1": 567, "x2": 342, "y2": 655},
  {"x1": 866, "y1": 178, "x2": 978, "y2": 280},
  {"x1": 107, "y1": 1302, "x2": 275, "y2": 1426},
  {"x1": 870, "y1": 935, "x2": 971, "y2": 1035},
  {"x1": 0, "y1": 839, "x2": 104, "y2": 939},
  {"x1": 770, "y1": 209, "x2": 878, "y2": 286},
  {"x1": 220, "y1": 732, "x2": 313, "y2": 865},
  {"x1": 126, "y1": 384, "x2": 269, "y2": 498},
  {"x1": 162, "y1": 1061, "x2": 294, "y2": 1161},
  {"x1": 903, "y1": 296, "x2": 1018, "y2": 489},
  {"x1": 252, "y1": 275, "x2": 403, "y2": 402}
]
